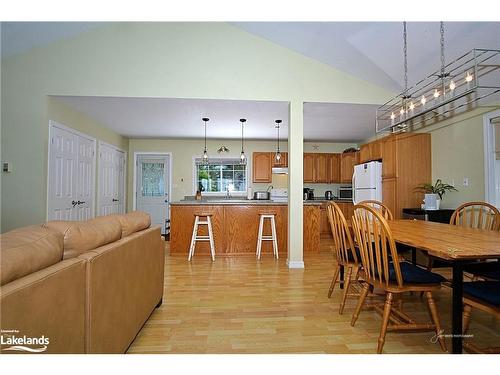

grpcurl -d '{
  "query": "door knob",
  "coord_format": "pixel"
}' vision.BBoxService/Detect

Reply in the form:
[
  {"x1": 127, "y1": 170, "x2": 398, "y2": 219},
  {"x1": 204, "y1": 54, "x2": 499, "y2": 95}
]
[
  {"x1": 112, "y1": 198, "x2": 119, "y2": 202},
  {"x1": 77, "y1": 201, "x2": 86, "y2": 205},
  {"x1": 72, "y1": 200, "x2": 78, "y2": 208}
]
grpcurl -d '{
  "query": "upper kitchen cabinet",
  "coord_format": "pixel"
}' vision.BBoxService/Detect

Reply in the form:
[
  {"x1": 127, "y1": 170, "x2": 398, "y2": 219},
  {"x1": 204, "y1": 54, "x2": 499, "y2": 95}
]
[
  {"x1": 340, "y1": 152, "x2": 359, "y2": 183},
  {"x1": 314, "y1": 153, "x2": 329, "y2": 183},
  {"x1": 252, "y1": 152, "x2": 273, "y2": 183},
  {"x1": 360, "y1": 140, "x2": 382, "y2": 163},
  {"x1": 327, "y1": 153, "x2": 341, "y2": 183},
  {"x1": 303, "y1": 153, "x2": 315, "y2": 183},
  {"x1": 272, "y1": 152, "x2": 288, "y2": 168}
]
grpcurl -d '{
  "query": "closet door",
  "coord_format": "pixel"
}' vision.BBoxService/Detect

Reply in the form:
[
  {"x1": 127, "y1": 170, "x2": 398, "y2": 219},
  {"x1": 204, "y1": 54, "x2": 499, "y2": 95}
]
[
  {"x1": 47, "y1": 122, "x2": 96, "y2": 221},
  {"x1": 98, "y1": 142, "x2": 126, "y2": 215}
]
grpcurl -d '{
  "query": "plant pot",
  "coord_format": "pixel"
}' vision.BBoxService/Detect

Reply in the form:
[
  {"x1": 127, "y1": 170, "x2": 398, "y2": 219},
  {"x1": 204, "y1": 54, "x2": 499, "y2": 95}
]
[{"x1": 424, "y1": 193, "x2": 440, "y2": 210}]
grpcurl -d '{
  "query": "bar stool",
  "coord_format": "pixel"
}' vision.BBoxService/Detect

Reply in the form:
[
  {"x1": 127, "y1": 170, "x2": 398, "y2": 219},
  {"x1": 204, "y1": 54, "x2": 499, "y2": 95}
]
[
  {"x1": 188, "y1": 213, "x2": 215, "y2": 261},
  {"x1": 256, "y1": 213, "x2": 278, "y2": 259}
]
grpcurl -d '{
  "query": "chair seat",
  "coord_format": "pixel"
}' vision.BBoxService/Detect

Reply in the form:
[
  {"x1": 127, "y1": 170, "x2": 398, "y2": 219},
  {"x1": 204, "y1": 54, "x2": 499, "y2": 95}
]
[
  {"x1": 463, "y1": 281, "x2": 500, "y2": 307},
  {"x1": 390, "y1": 262, "x2": 446, "y2": 284},
  {"x1": 464, "y1": 261, "x2": 500, "y2": 281}
]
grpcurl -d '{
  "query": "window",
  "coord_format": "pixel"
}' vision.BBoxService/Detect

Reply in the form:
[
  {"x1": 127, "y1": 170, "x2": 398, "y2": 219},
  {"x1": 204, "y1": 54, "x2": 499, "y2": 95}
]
[
  {"x1": 195, "y1": 158, "x2": 247, "y2": 194},
  {"x1": 141, "y1": 161, "x2": 165, "y2": 197}
]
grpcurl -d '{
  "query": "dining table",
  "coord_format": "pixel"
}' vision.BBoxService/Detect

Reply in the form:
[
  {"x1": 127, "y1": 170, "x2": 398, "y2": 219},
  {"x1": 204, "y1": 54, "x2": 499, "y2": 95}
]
[{"x1": 387, "y1": 219, "x2": 500, "y2": 354}]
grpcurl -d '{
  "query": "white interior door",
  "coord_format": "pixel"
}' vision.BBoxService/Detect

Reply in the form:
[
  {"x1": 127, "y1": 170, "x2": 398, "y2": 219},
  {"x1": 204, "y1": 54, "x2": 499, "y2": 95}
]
[
  {"x1": 136, "y1": 155, "x2": 170, "y2": 233},
  {"x1": 98, "y1": 142, "x2": 126, "y2": 215},
  {"x1": 48, "y1": 122, "x2": 96, "y2": 221}
]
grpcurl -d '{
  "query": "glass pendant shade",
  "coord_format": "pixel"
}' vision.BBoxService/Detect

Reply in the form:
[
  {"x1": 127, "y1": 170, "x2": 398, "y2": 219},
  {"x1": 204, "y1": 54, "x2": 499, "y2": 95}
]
[
  {"x1": 274, "y1": 119, "x2": 282, "y2": 162},
  {"x1": 201, "y1": 118, "x2": 209, "y2": 164},
  {"x1": 239, "y1": 118, "x2": 247, "y2": 165}
]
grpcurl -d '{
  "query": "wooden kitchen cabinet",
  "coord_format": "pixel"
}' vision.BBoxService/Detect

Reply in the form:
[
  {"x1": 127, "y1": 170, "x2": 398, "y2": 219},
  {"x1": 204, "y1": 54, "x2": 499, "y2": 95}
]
[
  {"x1": 381, "y1": 136, "x2": 396, "y2": 178},
  {"x1": 315, "y1": 153, "x2": 329, "y2": 183},
  {"x1": 359, "y1": 144, "x2": 370, "y2": 163},
  {"x1": 340, "y1": 152, "x2": 359, "y2": 183},
  {"x1": 327, "y1": 153, "x2": 341, "y2": 183},
  {"x1": 252, "y1": 152, "x2": 273, "y2": 183},
  {"x1": 382, "y1": 178, "x2": 397, "y2": 218},
  {"x1": 303, "y1": 153, "x2": 315, "y2": 183},
  {"x1": 360, "y1": 140, "x2": 382, "y2": 163},
  {"x1": 319, "y1": 203, "x2": 331, "y2": 238}
]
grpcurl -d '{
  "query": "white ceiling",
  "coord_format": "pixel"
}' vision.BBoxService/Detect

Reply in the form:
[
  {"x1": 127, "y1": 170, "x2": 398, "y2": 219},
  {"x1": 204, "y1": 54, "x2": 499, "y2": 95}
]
[
  {"x1": 303, "y1": 102, "x2": 379, "y2": 142},
  {"x1": 54, "y1": 96, "x2": 379, "y2": 142},
  {"x1": 53, "y1": 96, "x2": 290, "y2": 140},
  {"x1": 232, "y1": 22, "x2": 500, "y2": 92}
]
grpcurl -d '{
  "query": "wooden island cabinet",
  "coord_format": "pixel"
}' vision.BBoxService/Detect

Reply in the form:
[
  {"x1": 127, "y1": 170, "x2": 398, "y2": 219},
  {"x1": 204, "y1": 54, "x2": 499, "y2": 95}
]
[{"x1": 170, "y1": 202, "x2": 322, "y2": 257}]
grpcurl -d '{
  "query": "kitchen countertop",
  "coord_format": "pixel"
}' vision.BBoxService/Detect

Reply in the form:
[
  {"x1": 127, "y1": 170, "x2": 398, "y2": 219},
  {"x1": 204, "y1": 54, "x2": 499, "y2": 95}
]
[{"x1": 170, "y1": 199, "x2": 351, "y2": 206}]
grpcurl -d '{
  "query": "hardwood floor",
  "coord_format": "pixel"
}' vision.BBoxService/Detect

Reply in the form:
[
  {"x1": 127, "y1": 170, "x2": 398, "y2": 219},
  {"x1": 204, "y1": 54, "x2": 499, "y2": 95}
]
[{"x1": 127, "y1": 240, "x2": 499, "y2": 354}]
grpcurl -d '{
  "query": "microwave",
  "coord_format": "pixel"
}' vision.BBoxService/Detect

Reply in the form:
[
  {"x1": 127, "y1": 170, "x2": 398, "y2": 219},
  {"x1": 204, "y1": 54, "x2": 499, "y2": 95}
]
[{"x1": 338, "y1": 186, "x2": 353, "y2": 201}]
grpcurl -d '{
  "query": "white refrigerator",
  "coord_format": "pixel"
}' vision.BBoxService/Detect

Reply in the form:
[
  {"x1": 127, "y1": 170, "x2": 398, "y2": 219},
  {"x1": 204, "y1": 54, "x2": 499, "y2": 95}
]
[{"x1": 352, "y1": 161, "x2": 382, "y2": 204}]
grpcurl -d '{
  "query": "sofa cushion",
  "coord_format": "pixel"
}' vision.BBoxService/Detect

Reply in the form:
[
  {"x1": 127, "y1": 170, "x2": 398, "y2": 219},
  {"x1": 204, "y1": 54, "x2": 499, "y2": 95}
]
[
  {"x1": 1, "y1": 225, "x2": 64, "y2": 286},
  {"x1": 114, "y1": 211, "x2": 151, "y2": 237},
  {"x1": 44, "y1": 216, "x2": 122, "y2": 259}
]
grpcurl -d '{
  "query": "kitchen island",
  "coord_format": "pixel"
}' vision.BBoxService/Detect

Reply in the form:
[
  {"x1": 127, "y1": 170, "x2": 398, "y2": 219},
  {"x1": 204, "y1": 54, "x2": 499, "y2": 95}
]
[{"x1": 169, "y1": 200, "x2": 324, "y2": 257}]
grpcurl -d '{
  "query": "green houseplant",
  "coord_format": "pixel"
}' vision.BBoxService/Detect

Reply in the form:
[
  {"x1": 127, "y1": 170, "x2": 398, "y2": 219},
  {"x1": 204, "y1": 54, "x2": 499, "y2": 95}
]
[{"x1": 414, "y1": 179, "x2": 458, "y2": 209}]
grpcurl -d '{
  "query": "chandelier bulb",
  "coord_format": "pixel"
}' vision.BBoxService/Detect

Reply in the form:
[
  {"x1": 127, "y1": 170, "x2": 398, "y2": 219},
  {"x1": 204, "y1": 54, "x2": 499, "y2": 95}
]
[
  {"x1": 433, "y1": 89, "x2": 440, "y2": 98},
  {"x1": 400, "y1": 108, "x2": 405, "y2": 115},
  {"x1": 465, "y1": 72, "x2": 473, "y2": 83},
  {"x1": 390, "y1": 112, "x2": 396, "y2": 120},
  {"x1": 421, "y1": 96, "x2": 427, "y2": 105},
  {"x1": 409, "y1": 102, "x2": 415, "y2": 111},
  {"x1": 449, "y1": 80, "x2": 456, "y2": 91}
]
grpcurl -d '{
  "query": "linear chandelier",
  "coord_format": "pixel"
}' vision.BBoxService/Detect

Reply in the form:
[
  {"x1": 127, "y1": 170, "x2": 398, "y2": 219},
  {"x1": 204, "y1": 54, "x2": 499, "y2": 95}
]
[{"x1": 376, "y1": 22, "x2": 500, "y2": 133}]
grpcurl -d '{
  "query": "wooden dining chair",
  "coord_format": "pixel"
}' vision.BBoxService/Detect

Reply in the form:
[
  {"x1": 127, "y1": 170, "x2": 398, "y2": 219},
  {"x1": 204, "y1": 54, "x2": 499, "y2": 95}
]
[
  {"x1": 427, "y1": 202, "x2": 500, "y2": 272},
  {"x1": 450, "y1": 201, "x2": 500, "y2": 231},
  {"x1": 326, "y1": 201, "x2": 361, "y2": 314},
  {"x1": 350, "y1": 204, "x2": 447, "y2": 354},
  {"x1": 462, "y1": 281, "x2": 500, "y2": 353},
  {"x1": 358, "y1": 200, "x2": 394, "y2": 220}
]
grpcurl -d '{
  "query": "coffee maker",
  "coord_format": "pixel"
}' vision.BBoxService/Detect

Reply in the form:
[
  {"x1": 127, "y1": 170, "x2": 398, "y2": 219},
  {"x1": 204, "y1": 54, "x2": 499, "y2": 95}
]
[{"x1": 303, "y1": 188, "x2": 314, "y2": 200}]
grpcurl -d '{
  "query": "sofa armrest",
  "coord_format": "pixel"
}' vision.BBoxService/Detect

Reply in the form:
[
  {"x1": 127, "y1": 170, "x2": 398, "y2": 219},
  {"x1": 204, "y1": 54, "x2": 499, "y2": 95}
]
[
  {"x1": 78, "y1": 226, "x2": 164, "y2": 353},
  {"x1": 0, "y1": 258, "x2": 86, "y2": 353}
]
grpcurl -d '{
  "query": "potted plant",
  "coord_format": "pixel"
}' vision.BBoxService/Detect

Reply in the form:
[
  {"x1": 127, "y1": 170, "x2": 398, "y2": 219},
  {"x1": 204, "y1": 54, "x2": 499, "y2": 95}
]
[{"x1": 414, "y1": 179, "x2": 458, "y2": 210}]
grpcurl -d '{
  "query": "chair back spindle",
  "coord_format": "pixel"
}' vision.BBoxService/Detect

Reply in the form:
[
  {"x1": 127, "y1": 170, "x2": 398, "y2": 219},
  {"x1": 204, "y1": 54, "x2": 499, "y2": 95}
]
[
  {"x1": 352, "y1": 204, "x2": 403, "y2": 286},
  {"x1": 450, "y1": 202, "x2": 500, "y2": 231},
  {"x1": 326, "y1": 202, "x2": 358, "y2": 265},
  {"x1": 358, "y1": 200, "x2": 394, "y2": 220}
]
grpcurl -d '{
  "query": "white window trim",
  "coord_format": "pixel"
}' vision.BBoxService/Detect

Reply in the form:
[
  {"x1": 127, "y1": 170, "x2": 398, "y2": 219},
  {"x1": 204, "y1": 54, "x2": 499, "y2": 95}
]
[
  {"x1": 483, "y1": 109, "x2": 500, "y2": 205},
  {"x1": 192, "y1": 155, "x2": 249, "y2": 196}
]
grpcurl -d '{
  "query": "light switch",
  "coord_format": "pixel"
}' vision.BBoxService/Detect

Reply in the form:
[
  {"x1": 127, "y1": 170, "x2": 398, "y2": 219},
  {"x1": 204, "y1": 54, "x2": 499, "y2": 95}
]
[{"x1": 2, "y1": 162, "x2": 12, "y2": 173}]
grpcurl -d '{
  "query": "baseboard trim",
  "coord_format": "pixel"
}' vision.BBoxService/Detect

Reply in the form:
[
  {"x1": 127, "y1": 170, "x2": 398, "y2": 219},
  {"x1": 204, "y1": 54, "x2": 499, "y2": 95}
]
[{"x1": 286, "y1": 259, "x2": 305, "y2": 269}]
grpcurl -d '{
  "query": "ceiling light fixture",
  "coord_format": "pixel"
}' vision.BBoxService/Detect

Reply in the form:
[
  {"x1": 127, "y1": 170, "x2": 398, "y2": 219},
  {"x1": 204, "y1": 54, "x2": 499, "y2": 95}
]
[
  {"x1": 201, "y1": 117, "x2": 209, "y2": 165},
  {"x1": 239, "y1": 118, "x2": 247, "y2": 165},
  {"x1": 376, "y1": 22, "x2": 499, "y2": 133},
  {"x1": 275, "y1": 119, "x2": 282, "y2": 162}
]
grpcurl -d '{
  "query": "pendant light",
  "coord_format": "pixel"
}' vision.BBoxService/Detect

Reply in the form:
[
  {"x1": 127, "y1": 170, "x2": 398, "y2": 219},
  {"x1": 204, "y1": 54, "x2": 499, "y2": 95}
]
[
  {"x1": 201, "y1": 117, "x2": 209, "y2": 165},
  {"x1": 239, "y1": 118, "x2": 247, "y2": 165},
  {"x1": 274, "y1": 119, "x2": 282, "y2": 162}
]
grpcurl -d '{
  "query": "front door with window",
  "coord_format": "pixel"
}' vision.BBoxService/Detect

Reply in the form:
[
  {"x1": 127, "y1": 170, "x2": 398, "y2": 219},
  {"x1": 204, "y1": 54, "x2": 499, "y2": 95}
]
[{"x1": 136, "y1": 155, "x2": 170, "y2": 233}]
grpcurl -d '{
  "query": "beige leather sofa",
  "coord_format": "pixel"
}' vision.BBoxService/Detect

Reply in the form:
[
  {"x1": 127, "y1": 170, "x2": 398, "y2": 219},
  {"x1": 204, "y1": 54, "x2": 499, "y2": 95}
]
[{"x1": 0, "y1": 211, "x2": 164, "y2": 354}]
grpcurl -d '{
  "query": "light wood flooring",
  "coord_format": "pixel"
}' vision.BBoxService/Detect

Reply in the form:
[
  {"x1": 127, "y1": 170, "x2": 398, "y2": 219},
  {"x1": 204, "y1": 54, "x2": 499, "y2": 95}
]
[{"x1": 127, "y1": 240, "x2": 499, "y2": 354}]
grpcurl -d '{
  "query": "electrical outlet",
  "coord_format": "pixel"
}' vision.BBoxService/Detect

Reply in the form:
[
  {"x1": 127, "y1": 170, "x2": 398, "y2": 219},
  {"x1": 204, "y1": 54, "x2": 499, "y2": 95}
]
[
  {"x1": 463, "y1": 177, "x2": 469, "y2": 187},
  {"x1": 2, "y1": 162, "x2": 12, "y2": 173}
]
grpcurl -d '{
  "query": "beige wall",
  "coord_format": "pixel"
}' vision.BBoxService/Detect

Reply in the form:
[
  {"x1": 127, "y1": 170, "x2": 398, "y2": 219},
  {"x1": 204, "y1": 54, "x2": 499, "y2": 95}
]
[
  {"x1": 128, "y1": 138, "x2": 356, "y2": 209},
  {"x1": 1, "y1": 20, "x2": 392, "y2": 265},
  {"x1": 419, "y1": 106, "x2": 500, "y2": 209},
  {"x1": 48, "y1": 97, "x2": 129, "y2": 151}
]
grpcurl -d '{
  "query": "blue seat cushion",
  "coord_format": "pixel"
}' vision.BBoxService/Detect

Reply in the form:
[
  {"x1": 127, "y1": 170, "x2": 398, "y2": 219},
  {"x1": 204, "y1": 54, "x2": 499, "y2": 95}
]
[
  {"x1": 390, "y1": 262, "x2": 446, "y2": 284},
  {"x1": 463, "y1": 281, "x2": 500, "y2": 307},
  {"x1": 464, "y1": 261, "x2": 500, "y2": 281}
]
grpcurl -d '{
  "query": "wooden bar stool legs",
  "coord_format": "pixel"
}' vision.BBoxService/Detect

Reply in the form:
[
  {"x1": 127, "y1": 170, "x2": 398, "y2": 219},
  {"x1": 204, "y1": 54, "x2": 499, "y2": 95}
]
[
  {"x1": 256, "y1": 214, "x2": 278, "y2": 259},
  {"x1": 188, "y1": 214, "x2": 215, "y2": 261}
]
